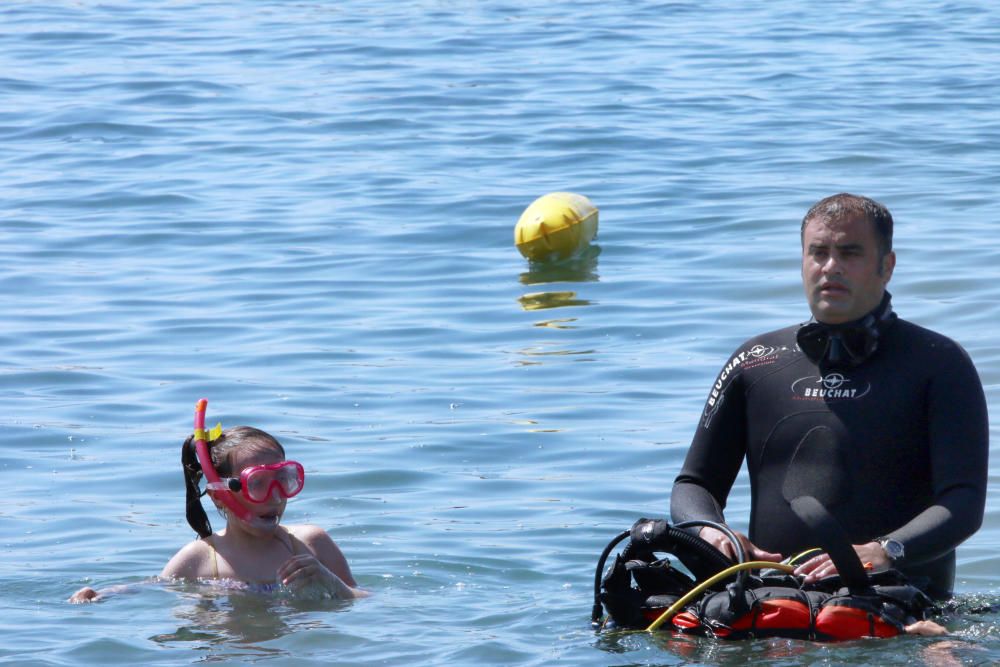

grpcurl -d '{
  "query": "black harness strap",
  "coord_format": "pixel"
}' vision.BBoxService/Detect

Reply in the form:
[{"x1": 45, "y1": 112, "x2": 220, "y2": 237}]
[{"x1": 789, "y1": 495, "x2": 871, "y2": 593}]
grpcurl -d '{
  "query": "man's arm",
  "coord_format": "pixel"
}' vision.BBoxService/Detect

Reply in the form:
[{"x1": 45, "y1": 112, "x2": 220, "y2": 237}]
[
  {"x1": 889, "y1": 341, "x2": 988, "y2": 565},
  {"x1": 671, "y1": 342, "x2": 751, "y2": 527},
  {"x1": 671, "y1": 346, "x2": 761, "y2": 561}
]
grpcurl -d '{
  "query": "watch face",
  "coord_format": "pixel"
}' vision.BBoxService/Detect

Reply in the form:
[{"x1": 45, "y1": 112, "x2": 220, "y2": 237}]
[{"x1": 883, "y1": 539, "x2": 904, "y2": 559}]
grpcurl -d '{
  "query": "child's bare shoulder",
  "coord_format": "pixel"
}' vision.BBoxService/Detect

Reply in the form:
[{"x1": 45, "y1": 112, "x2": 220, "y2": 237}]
[
  {"x1": 284, "y1": 524, "x2": 338, "y2": 549},
  {"x1": 160, "y1": 538, "x2": 216, "y2": 579}
]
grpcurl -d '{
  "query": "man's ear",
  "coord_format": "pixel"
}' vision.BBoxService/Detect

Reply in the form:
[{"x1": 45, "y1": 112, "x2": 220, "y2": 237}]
[{"x1": 881, "y1": 250, "x2": 896, "y2": 282}]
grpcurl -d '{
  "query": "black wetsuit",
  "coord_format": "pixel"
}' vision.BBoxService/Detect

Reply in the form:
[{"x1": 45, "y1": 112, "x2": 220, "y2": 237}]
[{"x1": 671, "y1": 299, "x2": 989, "y2": 598}]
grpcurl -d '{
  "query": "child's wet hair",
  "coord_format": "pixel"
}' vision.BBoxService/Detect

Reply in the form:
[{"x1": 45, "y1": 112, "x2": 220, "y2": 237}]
[{"x1": 181, "y1": 426, "x2": 286, "y2": 538}]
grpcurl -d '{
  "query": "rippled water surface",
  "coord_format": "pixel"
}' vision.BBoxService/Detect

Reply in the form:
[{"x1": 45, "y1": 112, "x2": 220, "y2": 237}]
[{"x1": 2, "y1": 2, "x2": 999, "y2": 665}]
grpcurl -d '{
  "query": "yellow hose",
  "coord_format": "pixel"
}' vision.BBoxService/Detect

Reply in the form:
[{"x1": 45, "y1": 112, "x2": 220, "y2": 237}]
[
  {"x1": 645, "y1": 561, "x2": 796, "y2": 632},
  {"x1": 785, "y1": 548, "x2": 822, "y2": 566}
]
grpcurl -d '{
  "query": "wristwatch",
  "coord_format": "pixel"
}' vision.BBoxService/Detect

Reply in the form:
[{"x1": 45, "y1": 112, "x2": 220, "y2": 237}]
[{"x1": 878, "y1": 537, "x2": 905, "y2": 562}]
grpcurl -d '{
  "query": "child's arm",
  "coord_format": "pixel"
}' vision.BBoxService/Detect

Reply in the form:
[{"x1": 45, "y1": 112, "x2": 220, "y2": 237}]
[
  {"x1": 70, "y1": 539, "x2": 214, "y2": 603},
  {"x1": 68, "y1": 583, "x2": 139, "y2": 603}
]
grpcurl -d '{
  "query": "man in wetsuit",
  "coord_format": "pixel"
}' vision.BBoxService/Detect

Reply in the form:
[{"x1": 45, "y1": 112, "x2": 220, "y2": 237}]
[{"x1": 670, "y1": 193, "x2": 989, "y2": 599}]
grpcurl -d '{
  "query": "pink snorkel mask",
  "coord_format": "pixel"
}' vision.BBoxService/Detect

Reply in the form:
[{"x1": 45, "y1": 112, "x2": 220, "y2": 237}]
[{"x1": 192, "y1": 398, "x2": 253, "y2": 522}]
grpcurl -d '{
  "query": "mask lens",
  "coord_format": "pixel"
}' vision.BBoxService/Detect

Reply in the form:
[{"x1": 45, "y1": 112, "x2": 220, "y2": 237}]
[
  {"x1": 276, "y1": 464, "x2": 304, "y2": 496},
  {"x1": 240, "y1": 461, "x2": 305, "y2": 502},
  {"x1": 243, "y1": 469, "x2": 273, "y2": 502}
]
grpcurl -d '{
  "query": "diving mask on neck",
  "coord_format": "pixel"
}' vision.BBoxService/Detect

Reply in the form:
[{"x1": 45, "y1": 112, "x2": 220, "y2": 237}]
[{"x1": 796, "y1": 293, "x2": 896, "y2": 369}]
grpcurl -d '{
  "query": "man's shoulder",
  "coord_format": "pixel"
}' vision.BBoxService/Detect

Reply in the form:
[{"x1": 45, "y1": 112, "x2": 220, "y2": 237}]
[
  {"x1": 743, "y1": 322, "x2": 801, "y2": 346},
  {"x1": 892, "y1": 318, "x2": 970, "y2": 356},
  {"x1": 730, "y1": 323, "x2": 801, "y2": 357},
  {"x1": 710, "y1": 323, "x2": 801, "y2": 377}
]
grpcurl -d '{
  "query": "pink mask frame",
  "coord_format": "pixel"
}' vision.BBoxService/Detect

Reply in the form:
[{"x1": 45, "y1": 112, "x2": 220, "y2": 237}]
[{"x1": 208, "y1": 461, "x2": 305, "y2": 503}]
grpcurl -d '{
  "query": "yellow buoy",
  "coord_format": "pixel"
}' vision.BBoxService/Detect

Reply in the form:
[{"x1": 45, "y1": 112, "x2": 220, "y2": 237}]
[{"x1": 514, "y1": 192, "x2": 598, "y2": 262}]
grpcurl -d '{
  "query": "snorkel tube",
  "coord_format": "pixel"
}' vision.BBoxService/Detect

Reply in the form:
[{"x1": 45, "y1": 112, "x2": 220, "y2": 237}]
[{"x1": 193, "y1": 398, "x2": 252, "y2": 522}]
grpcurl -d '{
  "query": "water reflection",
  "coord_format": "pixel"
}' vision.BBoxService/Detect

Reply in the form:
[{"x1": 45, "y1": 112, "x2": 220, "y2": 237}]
[
  {"x1": 518, "y1": 245, "x2": 600, "y2": 286},
  {"x1": 149, "y1": 583, "x2": 349, "y2": 656},
  {"x1": 518, "y1": 292, "x2": 591, "y2": 312},
  {"x1": 517, "y1": 245, "x2": 599, "y2": 324},
  {"x1": 150, "y1": 592, "x2": 291, "y2": 653},
  {"x1": 533, "y1": 317, "x2": 578, "y2": 329},
  {"x1": 514, "y1": 343, "x2": 597, "y2": 366}
]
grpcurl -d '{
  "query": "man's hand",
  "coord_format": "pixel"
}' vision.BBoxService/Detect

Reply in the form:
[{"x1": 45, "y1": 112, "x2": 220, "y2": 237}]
[
  {"x1": 697, "y1": 526, "x2": 783, "y2": 563},
  {"x1": 904, "y1": 620, "x2": 948, "y2": 636},
  {"x1": 793, "y1": 540, "x2": 891, "y2": 582}
]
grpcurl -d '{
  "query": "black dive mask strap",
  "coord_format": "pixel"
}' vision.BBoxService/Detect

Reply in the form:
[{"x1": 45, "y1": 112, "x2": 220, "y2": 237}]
[{"x1": 796, "y1": 292, "x2": 896, "y2": 369}]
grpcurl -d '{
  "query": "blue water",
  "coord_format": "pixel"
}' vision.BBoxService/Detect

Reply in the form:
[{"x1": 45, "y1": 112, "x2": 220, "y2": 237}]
[{"x1": 2, "y1": 1, "x2": 999, "y2": 665}]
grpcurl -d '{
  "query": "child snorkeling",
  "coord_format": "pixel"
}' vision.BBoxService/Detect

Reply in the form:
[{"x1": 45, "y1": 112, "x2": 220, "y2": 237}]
[{"x1": 70, "y1": 399, "x2": 365, "y2": 602}]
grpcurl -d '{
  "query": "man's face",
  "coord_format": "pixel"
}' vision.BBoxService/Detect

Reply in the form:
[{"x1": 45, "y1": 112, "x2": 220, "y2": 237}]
[{"x1": 801, "y1": 214, "x2": 895, "y2": 324}]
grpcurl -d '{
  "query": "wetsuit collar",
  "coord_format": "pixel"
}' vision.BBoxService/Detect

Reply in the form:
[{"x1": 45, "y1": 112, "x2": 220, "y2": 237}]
[{"x1": 796, "y1": 292, "x2": 897, "y2": 369}]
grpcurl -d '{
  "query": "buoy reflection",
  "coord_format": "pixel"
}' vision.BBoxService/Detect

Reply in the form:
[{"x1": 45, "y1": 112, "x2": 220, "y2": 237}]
[
  {"x1": 515, "y1": 344, "x2": 596, "y2": 366},
  {"x1": 534, "y1": 318, "x2": 577, "y2": 329},
  {"x1": 519, "y1": 245, "x2": 600, "y2": 285},
  {"x1": 518, "y1": 291, "x2": 592, "y2": 311}
]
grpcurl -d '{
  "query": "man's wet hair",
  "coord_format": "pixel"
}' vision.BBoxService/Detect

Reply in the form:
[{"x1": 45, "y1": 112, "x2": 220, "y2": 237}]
[{"x1": 801, "y1": 192, "x2": 894, "y2": 262}]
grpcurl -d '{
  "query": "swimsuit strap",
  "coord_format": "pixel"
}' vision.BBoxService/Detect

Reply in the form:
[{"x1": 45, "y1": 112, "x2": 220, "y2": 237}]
[
  {"x1": 278, "y1": 526, "x2": 306, "y2": 556},
  {"x1": 202, "y1": 535, "x2": 221, "y2": 579}
]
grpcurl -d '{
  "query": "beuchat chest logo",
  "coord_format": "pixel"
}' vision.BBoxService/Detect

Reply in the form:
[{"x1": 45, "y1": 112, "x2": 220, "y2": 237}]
[{"x1": 791, "y1": 373, "x2": 871, "y2": 400}]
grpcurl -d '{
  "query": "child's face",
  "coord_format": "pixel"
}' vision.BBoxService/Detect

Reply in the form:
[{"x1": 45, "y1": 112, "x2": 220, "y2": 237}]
[{"x1": 226, "y1": 446, "x2": 289, "y2": 534}]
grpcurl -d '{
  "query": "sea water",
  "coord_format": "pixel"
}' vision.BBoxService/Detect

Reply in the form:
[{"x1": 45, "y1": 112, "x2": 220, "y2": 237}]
[{"x1": 2, "y1": 1, "x2": 999, "y2": 665}]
